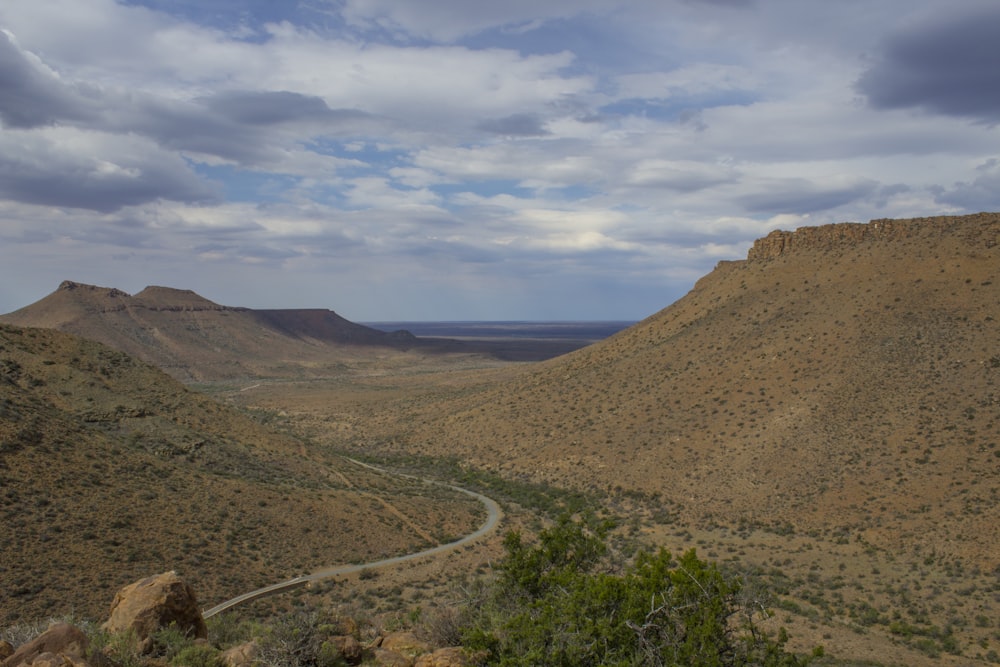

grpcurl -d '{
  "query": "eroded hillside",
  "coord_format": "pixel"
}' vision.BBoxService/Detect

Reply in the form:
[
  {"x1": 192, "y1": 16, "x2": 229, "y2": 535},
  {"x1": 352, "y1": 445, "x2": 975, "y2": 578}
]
[{"x1": 0, "y1": 324, "x2": 483, "y2": 624}]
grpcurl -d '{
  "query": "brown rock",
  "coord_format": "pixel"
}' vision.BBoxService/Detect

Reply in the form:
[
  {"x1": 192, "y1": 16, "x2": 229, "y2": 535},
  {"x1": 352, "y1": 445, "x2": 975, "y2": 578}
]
[
  {"x1": 219, "y1": 641, "x2": 257, "y2": 667},
  {"x1": 103, "y1": 571, "x2": 207, "y2": 653},
  {"x1": 379, "y1": 632, "x2": 430, "y2": 658},
  {"x1": 0, "y1": 641, "x2": 14, "y2": 662},
  {"x1": 16, "y1": 653, "x2": 90, "y2": 667},
  {"x1": 413, "y1": 647, "x2": 474, "y2": 667},
  {"x1": 370, "y1": 648, "x2": 412, "y2": 667},
  {"x1": 1, "y1": 624, "x2": 89, "y2": 667}
]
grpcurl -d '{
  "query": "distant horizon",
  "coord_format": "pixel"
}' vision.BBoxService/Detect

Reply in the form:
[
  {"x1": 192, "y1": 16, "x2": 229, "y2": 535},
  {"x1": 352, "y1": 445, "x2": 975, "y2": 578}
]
[
  {"x1": 0, "y1": 279, "x2": 657, "y2": 324},
  {"x1": 362, "y1": 320, "x2": 637, "y2": 342},
  {"x1": 361, "y1": 319, "x2": 640, "y2": 324}
]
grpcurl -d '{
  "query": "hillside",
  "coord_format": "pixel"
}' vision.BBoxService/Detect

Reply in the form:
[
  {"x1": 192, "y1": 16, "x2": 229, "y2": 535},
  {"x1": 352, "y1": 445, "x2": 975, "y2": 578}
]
[
  {"x1": 346, "y1": 213, "x2": 999, "y2": 569},
  {"x1": 0, "y1": 283, "x2": 419, "y2": 381},
  {"x1": 0, "y1": 283, "x2": 584, "y2": 381},
  {"x1": 0, "y1": 324, "x2": 483, "y2": 624}
]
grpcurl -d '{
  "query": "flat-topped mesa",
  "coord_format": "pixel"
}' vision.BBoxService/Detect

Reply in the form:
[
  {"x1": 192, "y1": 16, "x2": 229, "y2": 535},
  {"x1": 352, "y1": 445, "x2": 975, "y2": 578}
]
[
  {"x1": 746, "y1": 212, "x2": 1000, "y2": 262},
  {"x1": 132, "y1": 285, "x2": 241, "y2": 312},
  {"x1": 58, "y1": 280, "x2": 131, "y2": 299}
]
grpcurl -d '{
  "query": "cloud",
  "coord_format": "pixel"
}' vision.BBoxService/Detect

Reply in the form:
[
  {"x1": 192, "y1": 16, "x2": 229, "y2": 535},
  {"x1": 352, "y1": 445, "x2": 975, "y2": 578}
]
[
  {"x1": 622, "y1": 159, "x2": 737, "y2": 193},
  {"x1": 197, "y1": 90, "x2": 368, "y2": 126},
  {"x1": 0, "y1": 29, "x2": 99, "y2": 128},
  {"x1": 0, "y1": 127, "x2": 220, "y2": 212},
  {"x1": 477, "y1": 113, "x2": 550, "y2": 137},
  {"x1": 857, "y1": 3, "x2": 1000, "y2": 124},
  {"x1": 3, "y1": 0, "x2": 1000, "y2": 320},
  {"x1": 931, "y1": 158, "x2": 1000, "y2": 210},
  {"x1": 335, "y1": 0, "x2": 614, "y2": 42},
  {"x1": 737, "y1": 176, "x2": 879, "y2": 215}
]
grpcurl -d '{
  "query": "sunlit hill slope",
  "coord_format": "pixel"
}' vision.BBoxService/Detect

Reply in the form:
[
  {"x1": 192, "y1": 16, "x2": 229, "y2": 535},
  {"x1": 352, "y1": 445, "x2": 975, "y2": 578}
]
[{"x1": 364, "y1": 213, "x2": 1000, "y2": 569}]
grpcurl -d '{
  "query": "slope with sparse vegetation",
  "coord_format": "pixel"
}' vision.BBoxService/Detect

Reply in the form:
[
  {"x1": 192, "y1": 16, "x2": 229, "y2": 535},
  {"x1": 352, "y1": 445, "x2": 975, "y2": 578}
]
[{"x1": 0, "y1": 323, "x2": 483, "y2": 624}]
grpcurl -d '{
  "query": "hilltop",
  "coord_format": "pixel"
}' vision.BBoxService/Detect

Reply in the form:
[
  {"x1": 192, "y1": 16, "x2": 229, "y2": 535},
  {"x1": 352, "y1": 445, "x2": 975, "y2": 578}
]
[
  {"x1": 0, "y1": 283, "x2": 416, "y2": 382},
  {"x1": 0, "y1": 323, "x2": 483, "y2": 624},
  {"x1": 0, "y1": 283, "x2": 588, "y2": 381}
]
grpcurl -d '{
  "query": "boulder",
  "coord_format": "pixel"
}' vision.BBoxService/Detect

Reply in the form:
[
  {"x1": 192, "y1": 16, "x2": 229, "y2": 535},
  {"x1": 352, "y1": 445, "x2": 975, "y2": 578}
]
[
  {"x1": 379, "y1": 632, "x2": 430, "y2": 658},
  {"x1": 103, "y1": 572, "x2": 207, "y2": 653},
  {"x1": 1, "y1": 623, "x2": 89, "y2": 667},
  {"x1": 219, "y1": 641, "x2": 257, "y2": 667},
  {"x1": 414, "y1": 648, "x2": 474, "y2": 667},
  {"x1": 370, "y1": 648, "x2": 412, "y2": 667}
]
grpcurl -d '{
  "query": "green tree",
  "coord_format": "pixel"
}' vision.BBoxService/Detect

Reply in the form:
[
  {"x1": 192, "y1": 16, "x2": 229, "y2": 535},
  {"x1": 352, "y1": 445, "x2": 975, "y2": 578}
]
[{"x1": 462, "y1": 515, "x2": 806, "y2": 667}]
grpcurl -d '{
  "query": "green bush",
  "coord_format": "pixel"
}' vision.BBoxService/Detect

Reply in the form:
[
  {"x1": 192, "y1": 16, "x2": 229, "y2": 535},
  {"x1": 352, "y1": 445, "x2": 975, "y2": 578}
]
[
  {"x1": 170, "y1": 643, "x2": 222, "y2": 667},
  {"x1": 461, "y1": 515, "x2": 807, "y2": 666}
]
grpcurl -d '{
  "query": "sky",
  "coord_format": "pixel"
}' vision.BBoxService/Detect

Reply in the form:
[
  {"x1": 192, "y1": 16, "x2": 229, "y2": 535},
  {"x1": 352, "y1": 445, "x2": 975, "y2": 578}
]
[{"x1": 1, "y1": 1, "x2": 999, "y2": 321}]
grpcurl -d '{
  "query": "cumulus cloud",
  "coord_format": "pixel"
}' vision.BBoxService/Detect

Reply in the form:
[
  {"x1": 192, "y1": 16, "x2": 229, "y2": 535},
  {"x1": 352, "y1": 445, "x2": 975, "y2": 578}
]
[
  {"x1": 931, "y1": 158, "x2": 1000, "y2": 210},
  {"x1": 857, "y1": 3, "x2": 1000, "y2": 124},
  {"x1": 197, "y1": 90, "x2": 368, "y2": 126},
  {"x1": 0, "y1": 29, "x2": 99, "y2": 128},
  {"x1": 477, "y1": 113, "x2": 550, "y2": 137},
  {"x1": 737, "y1": 177, "x2": 879, "y2": 216},
  {"x1": 2, "y1": 0, "x2": 1000, "y2": 319},
  {"x1": 0, "y1": 127, "x2": 219, "y2": 212}
]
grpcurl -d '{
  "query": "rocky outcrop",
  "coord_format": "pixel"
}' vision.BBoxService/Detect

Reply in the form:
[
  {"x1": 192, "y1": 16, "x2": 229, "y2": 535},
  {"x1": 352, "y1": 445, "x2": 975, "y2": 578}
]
[
  {"x1": 0, "y1": 623, "x2": 89, "y2": 667},
  {"x1": 103, "y1": 572, "x2": 207, "y2": 653},
  {"x1": 379, "y1": 632, "x2": 432, "y2": 658},
  {"x1": 746, "y1": 212, "x2": 1000, "y2": 261}
]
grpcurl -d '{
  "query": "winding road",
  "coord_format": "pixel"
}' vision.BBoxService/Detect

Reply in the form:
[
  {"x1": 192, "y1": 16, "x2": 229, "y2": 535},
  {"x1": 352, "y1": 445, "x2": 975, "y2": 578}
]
[{"x1": 202, "y1": 458, "x2": 502, "y2": 618}]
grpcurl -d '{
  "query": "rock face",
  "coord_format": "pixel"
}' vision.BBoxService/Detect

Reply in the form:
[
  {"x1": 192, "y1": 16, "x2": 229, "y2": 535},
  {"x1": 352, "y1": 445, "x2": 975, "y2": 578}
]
[
  {"x1": 0, "y1": 623, "x2": 89, "y2": 667},
  {"x1": 103, "y1": 572, "x2": 207, "y2": 652},
  {"x1": 746, "y1": 213, "x2": 1000, "y2": 261}
]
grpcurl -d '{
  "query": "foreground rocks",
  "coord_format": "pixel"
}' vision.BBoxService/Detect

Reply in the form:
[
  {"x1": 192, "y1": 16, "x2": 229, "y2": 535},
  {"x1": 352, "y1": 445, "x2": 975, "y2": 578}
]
[
  {"x1": 3, "y1": 573, "x2": 476, "y2": 667},
  {"x1": 0, "y1": 623, "x2": 89, "y2": 667}
]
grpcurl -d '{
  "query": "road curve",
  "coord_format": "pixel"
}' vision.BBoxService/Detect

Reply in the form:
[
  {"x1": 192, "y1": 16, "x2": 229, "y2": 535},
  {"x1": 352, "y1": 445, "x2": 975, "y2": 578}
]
[{"x1": 203, "y1": 458, "x2": 502, "y2": 618}]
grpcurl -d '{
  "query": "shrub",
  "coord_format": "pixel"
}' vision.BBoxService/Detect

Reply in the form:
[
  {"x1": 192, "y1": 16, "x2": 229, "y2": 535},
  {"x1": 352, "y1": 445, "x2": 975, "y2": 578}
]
[{"x1": 461, "y1": 515, "x2": 807, "y2": 666}]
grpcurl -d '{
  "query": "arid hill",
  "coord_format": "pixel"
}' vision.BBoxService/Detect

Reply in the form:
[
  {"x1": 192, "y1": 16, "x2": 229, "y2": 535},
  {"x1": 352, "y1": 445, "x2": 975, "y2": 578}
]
[
  {"x1": 0, "y1": 283, "x2": 583, "y2": 381},
  {"x1": 352, "y1": 213, "x2": 1000, "y2": 570},
  {"x1": 0, "y1": 323, "x2": 482, "y2": 624},
  {"x1": 0, "y1": 283, "x2": 420, "y2": 381}
]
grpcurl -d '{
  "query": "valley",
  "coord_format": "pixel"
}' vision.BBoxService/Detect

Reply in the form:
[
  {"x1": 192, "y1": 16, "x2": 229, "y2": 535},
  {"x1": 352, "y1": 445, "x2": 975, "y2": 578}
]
[{"x1": 2, "y1": 213, "x2": 999, "y2": 666}]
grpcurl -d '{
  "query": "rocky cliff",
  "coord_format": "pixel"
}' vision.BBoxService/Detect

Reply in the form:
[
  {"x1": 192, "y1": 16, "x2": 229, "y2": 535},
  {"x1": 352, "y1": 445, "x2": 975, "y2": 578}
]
[{"x1": 746, "y1": 212, "x2": 1000, "y2": 261}]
